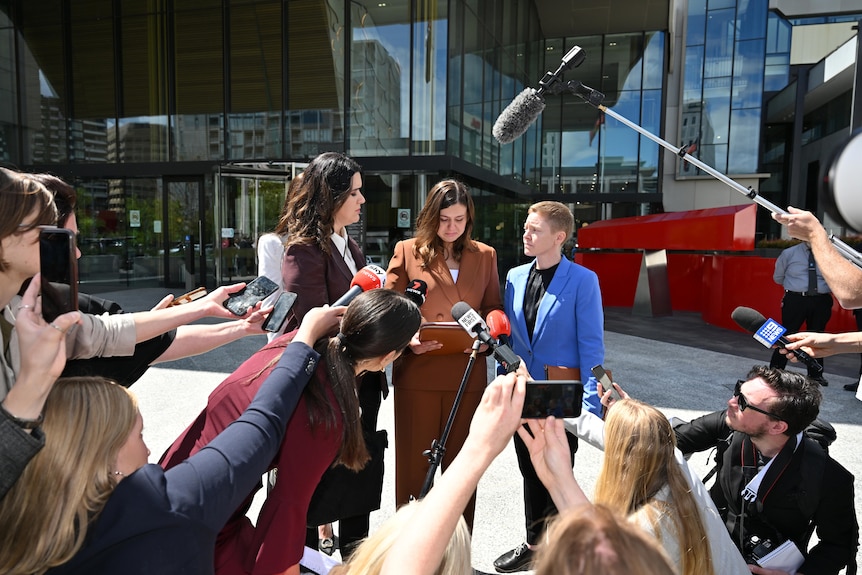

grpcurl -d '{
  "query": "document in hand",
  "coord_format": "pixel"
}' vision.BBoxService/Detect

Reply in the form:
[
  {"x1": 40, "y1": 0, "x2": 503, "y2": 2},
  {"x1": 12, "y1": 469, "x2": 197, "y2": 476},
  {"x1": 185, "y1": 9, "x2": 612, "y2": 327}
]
[{"x1": 755, "y1": 540, "x2": 805, "y2": 574}]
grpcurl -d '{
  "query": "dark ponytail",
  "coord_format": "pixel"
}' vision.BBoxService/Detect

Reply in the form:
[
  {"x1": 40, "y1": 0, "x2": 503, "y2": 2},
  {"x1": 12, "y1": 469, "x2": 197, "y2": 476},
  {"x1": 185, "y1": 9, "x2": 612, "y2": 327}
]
[{"x1": 306, "y1": 290, "x2": 420, "y2": 469}]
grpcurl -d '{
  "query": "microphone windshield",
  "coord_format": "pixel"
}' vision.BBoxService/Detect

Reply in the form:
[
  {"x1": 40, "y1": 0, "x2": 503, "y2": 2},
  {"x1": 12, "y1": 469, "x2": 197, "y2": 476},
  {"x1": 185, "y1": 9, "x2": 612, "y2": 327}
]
[
  {"x1": 486, "y1": 309, "x2": 512, "y2": 338},
  {"x1": 404, "y1": 279, "x2": 427, "y2": 306},
  {"x1": 451, "y1": 301, "x2": 472, "y2": 322},
  {"x1": 731, "y1": 306, "x2": 767, "y2": 333},
  {"x1": 493, "y1": 88, "x2": 546, "y2": 145},
  {"x1": 351, "y1": 264, "x2": 386, "y2": 291}
]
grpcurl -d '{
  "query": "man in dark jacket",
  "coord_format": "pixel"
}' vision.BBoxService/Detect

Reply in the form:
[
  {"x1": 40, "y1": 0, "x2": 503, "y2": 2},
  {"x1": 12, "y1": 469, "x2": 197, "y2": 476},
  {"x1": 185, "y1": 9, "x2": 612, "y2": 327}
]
[{"x1": 675, "y1": 366, "x2": 857, "y2": 575}]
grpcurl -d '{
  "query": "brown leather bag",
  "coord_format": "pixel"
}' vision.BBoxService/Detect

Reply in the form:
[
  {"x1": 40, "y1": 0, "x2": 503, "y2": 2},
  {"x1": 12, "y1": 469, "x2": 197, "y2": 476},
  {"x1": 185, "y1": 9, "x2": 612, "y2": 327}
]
[{"x1": 544, "y1": 366, "x2": 581, "y2": 381}]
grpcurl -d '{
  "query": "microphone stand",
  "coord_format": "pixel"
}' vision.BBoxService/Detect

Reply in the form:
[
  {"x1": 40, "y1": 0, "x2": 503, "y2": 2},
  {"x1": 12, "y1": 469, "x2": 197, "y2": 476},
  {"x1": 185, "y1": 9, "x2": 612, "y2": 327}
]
[
  {"x1": 417, "y1": 338, "x2": 483, "y2": 498},
  {"x1": 545, "y1": 79, "x2": 862, "y2": 270}
]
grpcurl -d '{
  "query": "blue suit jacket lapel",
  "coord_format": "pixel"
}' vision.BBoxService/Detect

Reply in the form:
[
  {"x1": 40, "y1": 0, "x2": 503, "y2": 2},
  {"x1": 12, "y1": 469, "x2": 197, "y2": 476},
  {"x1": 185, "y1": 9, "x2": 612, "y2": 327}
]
[{"x1": 510, "y1": 264, "x2": 532, "y2": 348}]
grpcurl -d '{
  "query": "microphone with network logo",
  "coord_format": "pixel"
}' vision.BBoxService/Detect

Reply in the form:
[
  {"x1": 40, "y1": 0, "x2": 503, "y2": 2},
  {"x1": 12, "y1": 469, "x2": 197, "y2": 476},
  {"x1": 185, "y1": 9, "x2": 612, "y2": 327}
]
[
  {"x1": 404, "y1": 279, "x2": 427, "y2": 307},
  {"x1": 331, "y1": 264, "x2": 387, "y2": 307},
  {"x1": 451, "y1": 302, "x2": 521, "y2": 373},
  {"x1": 731, "y1": 306, "x2": 823, "y2": 377}
]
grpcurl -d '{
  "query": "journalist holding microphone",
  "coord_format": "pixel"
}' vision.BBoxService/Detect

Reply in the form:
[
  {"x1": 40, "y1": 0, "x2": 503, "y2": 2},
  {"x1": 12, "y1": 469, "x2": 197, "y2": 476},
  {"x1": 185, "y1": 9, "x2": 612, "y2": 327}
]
[{"x1": 385, "y1": 178, "x2": 503, "y2": 529}]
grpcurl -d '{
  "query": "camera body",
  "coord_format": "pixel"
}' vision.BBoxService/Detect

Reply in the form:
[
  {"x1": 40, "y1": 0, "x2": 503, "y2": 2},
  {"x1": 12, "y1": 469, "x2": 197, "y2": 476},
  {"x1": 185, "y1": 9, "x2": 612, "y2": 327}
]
[{"x1": 743, "y1": 534, "x2": 779, "y2": 564}]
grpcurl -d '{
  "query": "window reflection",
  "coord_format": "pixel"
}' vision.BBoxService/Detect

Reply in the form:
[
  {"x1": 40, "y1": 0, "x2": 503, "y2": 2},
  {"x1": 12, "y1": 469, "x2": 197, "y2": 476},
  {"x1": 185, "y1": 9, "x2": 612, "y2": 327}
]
[
  {"x1": 120, "y1": 13, "x2": 168, "y2": 162},
  {"x1": 547, "y1": 33, "x2": 662, "y2": 195},
  {"x1": 729, "y1": 108, "x2": 759, "y2": 173},
  {"x1": 349, "y1": 0, "x2": 409, "y2": 156},
  {"x1": 228, "y1": 1, "x2": 282, "y2": 160},
  {"x1": 681, "y1": 0, "x2": 767, "y2": 177},
  {"x1": 70, "y1": 7, "x2": 114, "y2": 164},
  {"x1": 172, "y1": 5, "x2": 224, "y2": 161},
  {"x1": 411, "y1": 0, "x2": 447, "y2": 155}
]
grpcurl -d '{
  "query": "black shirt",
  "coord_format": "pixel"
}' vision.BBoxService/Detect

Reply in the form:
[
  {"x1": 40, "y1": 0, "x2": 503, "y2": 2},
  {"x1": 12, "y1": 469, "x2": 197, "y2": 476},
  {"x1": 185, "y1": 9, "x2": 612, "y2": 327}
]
[{"x1": 523, "y1": 262, "x2": 559, "y2": 340}]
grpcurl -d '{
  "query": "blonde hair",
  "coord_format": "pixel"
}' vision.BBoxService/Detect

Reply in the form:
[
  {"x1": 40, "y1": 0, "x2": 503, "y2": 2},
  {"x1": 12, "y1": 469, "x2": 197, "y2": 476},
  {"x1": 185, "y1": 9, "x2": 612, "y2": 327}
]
[
  {"x1": 534, "y1": 504, "x2": 676, "y2": 575},
  {"x1": 0, "y1": 377, "x2": 138, "y2": 575},
  {"x1": 594, "y1": 400, "x2": 714, "y2": 575},
  {"x1": 331, "y1": 501, "x2": 472, "y2": 575},
  {"x1": 528, "y1": 201, "x2": 574, "y2": 242}
]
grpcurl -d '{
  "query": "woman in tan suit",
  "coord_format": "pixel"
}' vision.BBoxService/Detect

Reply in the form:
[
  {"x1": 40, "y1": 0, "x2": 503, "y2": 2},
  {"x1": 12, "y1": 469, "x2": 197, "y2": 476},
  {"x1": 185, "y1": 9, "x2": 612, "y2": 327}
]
[{"x1": 385, "y1": 179, "x2": 502, "y2": 528}]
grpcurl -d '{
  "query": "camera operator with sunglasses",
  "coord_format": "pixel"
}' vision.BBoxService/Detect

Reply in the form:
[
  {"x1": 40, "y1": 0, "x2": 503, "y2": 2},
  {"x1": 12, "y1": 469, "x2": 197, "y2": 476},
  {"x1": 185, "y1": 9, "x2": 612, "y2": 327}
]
[{"x1": 674, "y1": 366, "x2": 857, "y2": 575}]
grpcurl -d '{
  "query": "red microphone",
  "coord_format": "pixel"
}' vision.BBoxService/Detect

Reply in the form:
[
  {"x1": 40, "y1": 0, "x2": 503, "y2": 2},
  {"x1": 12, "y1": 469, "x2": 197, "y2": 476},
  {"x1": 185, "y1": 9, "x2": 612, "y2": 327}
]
[
  {"x1": 332, "y1": 264, "x2": 387, "y2": 307},
  {"x1": 486, "y1": 309, "x2": 512, "y2": 340}
]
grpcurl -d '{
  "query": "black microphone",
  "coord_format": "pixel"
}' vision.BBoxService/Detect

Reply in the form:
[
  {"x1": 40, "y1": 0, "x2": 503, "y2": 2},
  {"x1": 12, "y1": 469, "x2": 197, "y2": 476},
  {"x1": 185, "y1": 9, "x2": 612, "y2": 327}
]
[
  {"x1": 451, "y1": 302, "x2": 521, "y2": 373},
  {"x1": 492, "y1": 45, "x2": 586, "y2": 145},
  {"x1": 404, "y1": 279, "x2": 427, "y2": 307},
  {"x1": 731, "y1": 306, "x2": 823, "y2": 377}
]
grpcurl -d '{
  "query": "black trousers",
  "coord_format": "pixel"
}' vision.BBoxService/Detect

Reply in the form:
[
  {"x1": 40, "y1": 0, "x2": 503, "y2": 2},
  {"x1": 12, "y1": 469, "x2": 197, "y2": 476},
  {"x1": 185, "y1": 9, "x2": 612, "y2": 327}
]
[
  {"x1": 770, "y1": 292, "x2": 833, "y2": 376},
  {"x1": 304, "y1": 374, "x2": 384, "y2": 560},
  {"x1": 513, "y1": 426, "x2": 578, "y2": 545}
]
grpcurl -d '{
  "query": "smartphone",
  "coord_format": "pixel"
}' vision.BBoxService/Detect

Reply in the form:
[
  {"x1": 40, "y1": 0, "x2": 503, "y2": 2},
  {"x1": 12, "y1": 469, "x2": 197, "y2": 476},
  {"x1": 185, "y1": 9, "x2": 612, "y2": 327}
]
[
  {"x1": 223, "y1": 275, "x2": 280, "y2": 316},
  {"x1": 262, "y1": 291, "x2": 297, "y2": 333},
  {"x1": 591, "y1": 364, "x2": 622, "y2": 401},
  {"x1": 522, "y1": 380, "x2": 583, "y2": 419},
  {"x1": 39, "y1": 227, "x2": 79, "y2": 322},
  {"x1": 168, "y1": 286, "x2": 207, "y2": 307}
]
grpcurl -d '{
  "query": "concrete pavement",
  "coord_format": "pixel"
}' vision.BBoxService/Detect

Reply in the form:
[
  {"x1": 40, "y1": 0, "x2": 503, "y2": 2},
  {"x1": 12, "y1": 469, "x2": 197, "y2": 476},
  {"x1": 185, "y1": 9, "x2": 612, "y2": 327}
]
[{"x1": 100, "y1": 288, "x2": 862, "y2": 573}]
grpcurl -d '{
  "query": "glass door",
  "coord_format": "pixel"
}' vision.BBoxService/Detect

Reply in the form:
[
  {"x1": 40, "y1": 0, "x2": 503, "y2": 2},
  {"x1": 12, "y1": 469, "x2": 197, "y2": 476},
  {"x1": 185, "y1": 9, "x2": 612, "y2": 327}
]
[{"x1": 164, "y1": 177, "x2": 205, "y2": 288}]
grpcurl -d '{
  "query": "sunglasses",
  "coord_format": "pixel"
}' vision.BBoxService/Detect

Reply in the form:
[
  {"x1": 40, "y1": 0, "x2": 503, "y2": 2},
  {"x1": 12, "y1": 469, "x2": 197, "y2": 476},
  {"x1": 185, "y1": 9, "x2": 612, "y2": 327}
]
[{"x1": 734, "y1": 380, "x2": 786, "y2": 422}]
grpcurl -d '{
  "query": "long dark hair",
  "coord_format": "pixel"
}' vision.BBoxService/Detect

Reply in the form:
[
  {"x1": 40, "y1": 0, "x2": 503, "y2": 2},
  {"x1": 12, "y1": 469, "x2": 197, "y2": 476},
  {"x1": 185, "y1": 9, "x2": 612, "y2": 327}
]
[
  {"x1": 412, "y1": 179, "x2": 476, "y2": 269},
  {"x1": 280, "y1": 152, "x2": 362, "y2": 255},
  {"x1": 308, "y1": 289, "x2": 420, "y2": 469}
]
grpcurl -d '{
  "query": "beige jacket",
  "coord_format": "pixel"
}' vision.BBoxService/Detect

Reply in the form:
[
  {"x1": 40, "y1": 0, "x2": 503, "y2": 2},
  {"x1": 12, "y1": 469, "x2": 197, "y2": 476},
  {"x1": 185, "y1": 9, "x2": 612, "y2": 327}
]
[{"x1": 0, "y1": 295, "x2": 136, "y2": 401}]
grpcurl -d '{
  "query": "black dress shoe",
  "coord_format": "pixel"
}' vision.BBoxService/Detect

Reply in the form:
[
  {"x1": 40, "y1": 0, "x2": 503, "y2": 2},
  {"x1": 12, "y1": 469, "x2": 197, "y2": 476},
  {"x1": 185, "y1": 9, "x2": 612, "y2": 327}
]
[
  {"x1": 844, "y1": 382, "x2": 859, "y2": 392},
  {"x1": 493, "y1": 542, "x2": 534, "y2": 573},
  {"x1": 810, "y1": 376, "x2": 828, "y2": 387}
]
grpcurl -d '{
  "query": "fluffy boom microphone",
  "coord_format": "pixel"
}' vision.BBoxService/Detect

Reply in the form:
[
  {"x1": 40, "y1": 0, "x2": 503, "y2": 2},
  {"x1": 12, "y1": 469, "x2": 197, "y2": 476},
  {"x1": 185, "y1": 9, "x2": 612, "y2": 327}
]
[
  {"x1": 731, "y1": 306, "x2": 823, "y2": 377},
  {"x1": 493, "y1": 45, "x2": 586, "y2": 145},
  {"x1": 492, "y1": 88, "x2": 547, "y2": 145}
]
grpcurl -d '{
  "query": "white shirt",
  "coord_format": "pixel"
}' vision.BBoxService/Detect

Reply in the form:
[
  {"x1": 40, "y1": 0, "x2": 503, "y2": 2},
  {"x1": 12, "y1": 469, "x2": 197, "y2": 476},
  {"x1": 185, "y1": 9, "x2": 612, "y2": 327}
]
[
  {"x1": 257, "y1": 233, "x2": 287, "y2": 341},
  {"x1": 330, "y1": 231, "x2": 358, "y2": 275}
]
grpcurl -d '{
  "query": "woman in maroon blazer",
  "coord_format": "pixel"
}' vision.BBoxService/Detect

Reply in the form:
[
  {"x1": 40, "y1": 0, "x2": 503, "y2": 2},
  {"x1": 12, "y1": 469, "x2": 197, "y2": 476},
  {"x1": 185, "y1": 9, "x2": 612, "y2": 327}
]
[
  {"x1": 277, "y1": 152, "x2": 388, "y2": 559},
  {"x1": 385, "y1": 179, "x2": 503, "y2": 528},
  {"x1": 159, "y1": 290, "x2": 420, "y2": 575}
]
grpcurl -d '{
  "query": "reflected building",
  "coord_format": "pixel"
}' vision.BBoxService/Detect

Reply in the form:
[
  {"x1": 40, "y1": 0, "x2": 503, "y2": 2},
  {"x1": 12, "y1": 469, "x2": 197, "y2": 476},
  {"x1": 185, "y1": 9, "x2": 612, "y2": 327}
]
[{"x1": 0, "y1": 0, "x2": 858, "y2": 292}]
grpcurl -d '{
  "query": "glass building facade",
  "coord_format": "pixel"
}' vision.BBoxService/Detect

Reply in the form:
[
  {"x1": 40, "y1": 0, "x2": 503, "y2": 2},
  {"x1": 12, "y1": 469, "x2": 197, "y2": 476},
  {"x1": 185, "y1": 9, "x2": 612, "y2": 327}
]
[
  {"x1": 680, "y1": 0, "x2": 769, "y2": 178},
  {"x1": 0, "y1": 0, "x2": 665, "y2": 291}
]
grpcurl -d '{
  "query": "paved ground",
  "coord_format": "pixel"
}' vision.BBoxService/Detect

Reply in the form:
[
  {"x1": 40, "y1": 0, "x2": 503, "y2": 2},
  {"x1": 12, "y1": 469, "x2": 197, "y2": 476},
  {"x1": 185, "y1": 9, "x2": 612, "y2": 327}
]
[{"x1": 101, "y1": 288, "x2": 862, "y2": 573}]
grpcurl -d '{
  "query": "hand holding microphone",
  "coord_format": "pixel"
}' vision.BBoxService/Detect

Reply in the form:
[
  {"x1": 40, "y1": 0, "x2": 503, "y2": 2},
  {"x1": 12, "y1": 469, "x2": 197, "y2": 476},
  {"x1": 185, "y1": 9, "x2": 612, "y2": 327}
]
[
  {"x1": 331, "y1": 264, "x2": 387, "y2": 307},
  {"x1": 451, "y1": 302, "x2": 521, "y2": 373},
  {"x1": 731, "y1": 306, "x2": 823, "y2": 377}
]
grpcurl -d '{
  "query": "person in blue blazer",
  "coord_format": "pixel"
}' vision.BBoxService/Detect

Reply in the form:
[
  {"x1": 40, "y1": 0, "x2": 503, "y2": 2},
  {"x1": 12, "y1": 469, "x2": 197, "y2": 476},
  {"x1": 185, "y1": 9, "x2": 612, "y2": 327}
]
[
  {"x1": 493, "y1": 201, "x2": 605, "y2": 573},
  {"x1": 0, "y1": 305, "x2": 343, "y2": 575}
]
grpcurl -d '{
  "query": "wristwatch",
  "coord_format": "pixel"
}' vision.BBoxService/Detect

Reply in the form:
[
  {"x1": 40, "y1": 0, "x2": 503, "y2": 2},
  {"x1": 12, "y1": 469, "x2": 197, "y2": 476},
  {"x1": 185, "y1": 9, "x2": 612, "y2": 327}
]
[{"x1": 0, "y1": 402, "x2": 43, "y2": 430}]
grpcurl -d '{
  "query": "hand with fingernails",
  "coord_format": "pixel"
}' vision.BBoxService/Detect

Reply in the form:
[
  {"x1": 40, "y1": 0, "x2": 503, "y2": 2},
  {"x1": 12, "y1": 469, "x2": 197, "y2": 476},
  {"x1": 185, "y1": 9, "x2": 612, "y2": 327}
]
[{"x1": 1, "y1": 274, "x2": 82, "y2": 428}]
